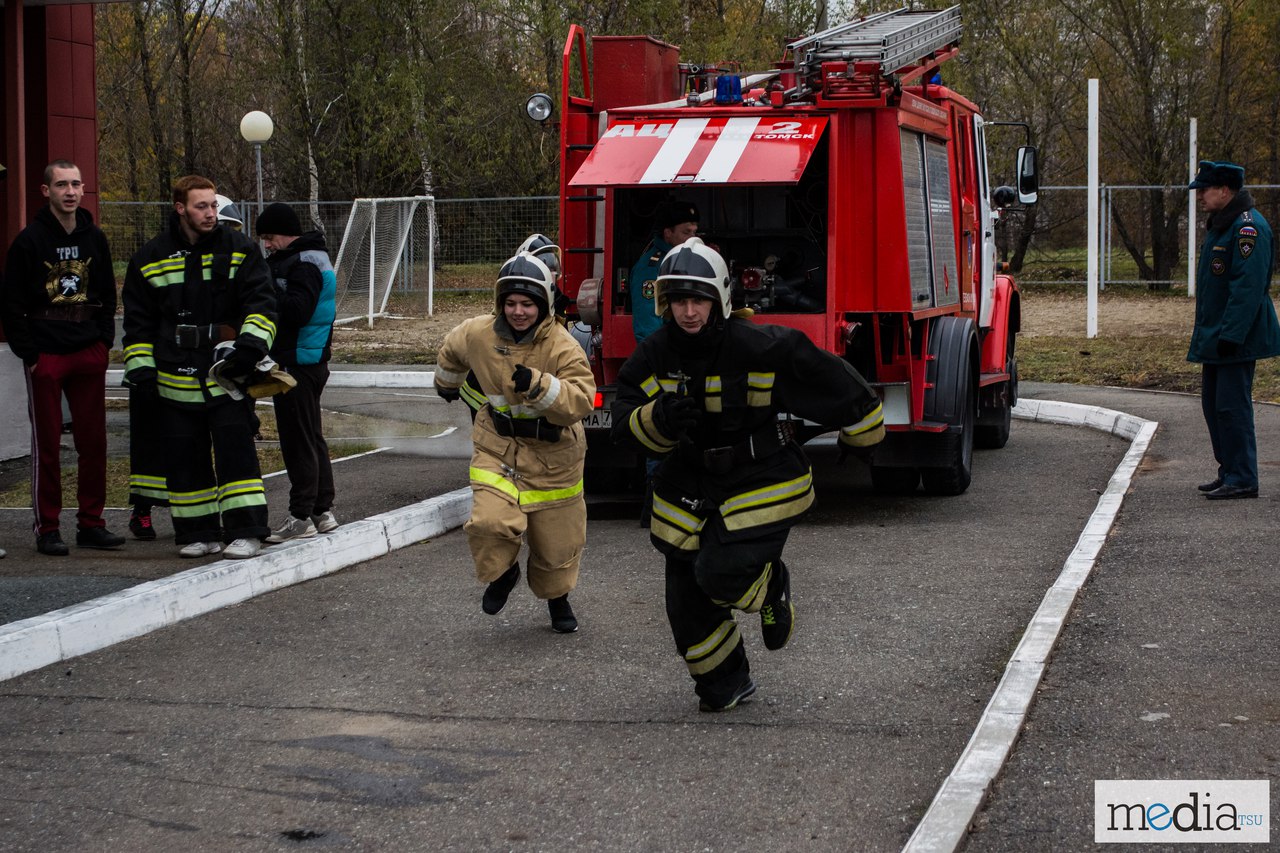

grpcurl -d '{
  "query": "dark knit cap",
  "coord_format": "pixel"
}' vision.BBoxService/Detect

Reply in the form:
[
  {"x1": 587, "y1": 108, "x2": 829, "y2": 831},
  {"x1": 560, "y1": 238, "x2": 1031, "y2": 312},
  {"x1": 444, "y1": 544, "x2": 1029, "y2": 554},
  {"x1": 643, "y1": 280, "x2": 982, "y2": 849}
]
[
  {"x1": 255, "y1": 202, "x2": 302, "y2": 237},
  {"x1": 656, "y1": 199, "x2": 699, "y2": 230}
]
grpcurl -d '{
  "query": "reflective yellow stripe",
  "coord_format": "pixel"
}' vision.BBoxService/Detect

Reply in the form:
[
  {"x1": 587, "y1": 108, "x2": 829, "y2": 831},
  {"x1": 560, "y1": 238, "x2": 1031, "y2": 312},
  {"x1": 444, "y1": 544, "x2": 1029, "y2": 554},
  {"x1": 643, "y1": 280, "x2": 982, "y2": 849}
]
[
  {"x1": 628, "y1": 403, "x2": 677, "y2": 454},
  {"x1": 722, "y1": 490, "x2": 814, "y2": 532},
  {"x1": 704, "y1": 376, "x2": 722, "y2": 393},
  {"x1": 747, "y1": 390, "x2": 773, "y2": 406},
  {"x1": 221, "y1": 492, "x2": 267, "y2": 511},
  {"x1": 469, "y1": 467, "x2": 583, "y2": 507},
  {"x1": 640, "y1": 375, "x2": 661, "y2": 397},
  {"x1": 685, "y1": 621, "x2": 742, "y2": 675},
  {"x1": 652, "y1": 494, "x2": 702, "y2": 533},
  {"x1": 720, "y1": 471, "x2": 813, "y2": 517},
  {"x1": 241, "y1": 313, "x2": 276, "y2": 347},
  {"x1": 123, "y1": 343, "x2": 155, "y2": 371},
  {"x1": 435, "y1": 366, "x2": 466, "y2": 384},
  {"x1": 460, "y1": 383, "x2": 485, "y2": 412},
  {"x1": 840, "y1": 404, "x2": 886, "y2": 447},
  {"x1": 731, "y1": 564, "x2": 771, "y2": 612}
]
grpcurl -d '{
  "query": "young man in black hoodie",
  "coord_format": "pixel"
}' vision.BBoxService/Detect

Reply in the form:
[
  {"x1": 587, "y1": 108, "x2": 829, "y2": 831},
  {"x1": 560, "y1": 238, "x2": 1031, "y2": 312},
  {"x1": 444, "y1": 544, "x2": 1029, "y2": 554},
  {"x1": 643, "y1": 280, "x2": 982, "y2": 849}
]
[
  {"x1": 254, "y1": 202, "x2": 339, "y2": 543},
  {"x1": 1, "y1": 160, "x2": 125, "y2": 556}
]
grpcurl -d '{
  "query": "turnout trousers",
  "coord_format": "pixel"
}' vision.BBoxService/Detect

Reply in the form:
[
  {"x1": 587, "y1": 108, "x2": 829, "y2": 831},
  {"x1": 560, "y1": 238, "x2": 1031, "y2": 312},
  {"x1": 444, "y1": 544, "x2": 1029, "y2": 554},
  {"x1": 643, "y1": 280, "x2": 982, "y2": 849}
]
[
  {"x1": 1201, "y1": 361, "x2": 1259, "y2": 489},
  {"x1": 23, "y1": 342, "x2": 110, "y2": 535},
  {"x1": 273, "y1": 363, "x2": 335, "y2": 519},
  {"x1": 464, "y1": 487, "x2": 584, "y2": 600},
  {"x1": 161, "y1": 399, "x2": 270, "y2": 544},
  {"x1": 128, "y1": 388, "x2": 169, "y2": 509},
  {"x1": 664, "y1": 526, "x2": 789, "y2": 708}
]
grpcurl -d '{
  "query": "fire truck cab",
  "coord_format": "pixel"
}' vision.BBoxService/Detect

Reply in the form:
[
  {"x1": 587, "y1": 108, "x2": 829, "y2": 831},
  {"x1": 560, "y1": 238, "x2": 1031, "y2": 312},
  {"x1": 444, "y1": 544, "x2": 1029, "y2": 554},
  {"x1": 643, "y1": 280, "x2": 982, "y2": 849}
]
[{"x1": 549, "y1": 5, "x2": 1038, "y2": 495}]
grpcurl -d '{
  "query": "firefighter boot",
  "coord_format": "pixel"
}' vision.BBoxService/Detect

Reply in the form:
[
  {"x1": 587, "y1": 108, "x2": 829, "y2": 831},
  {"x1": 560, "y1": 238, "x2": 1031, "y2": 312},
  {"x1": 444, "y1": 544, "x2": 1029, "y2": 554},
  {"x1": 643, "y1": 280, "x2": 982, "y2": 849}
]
[
  {"x1": 482, "y1": 563, "x2": 521, "y2": 615},
  {"x1": 760, "y1": 561, "x2": 794, "y2": 651},
  {"x1": 548, "y1": 594, "x2": 578, "y2": 633}
]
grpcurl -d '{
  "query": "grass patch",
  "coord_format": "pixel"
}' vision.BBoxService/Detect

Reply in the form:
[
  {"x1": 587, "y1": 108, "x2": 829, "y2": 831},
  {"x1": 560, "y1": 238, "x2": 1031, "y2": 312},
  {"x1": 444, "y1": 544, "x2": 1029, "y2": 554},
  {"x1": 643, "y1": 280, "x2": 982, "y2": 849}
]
[{"x1": 1020, "y1": 336, "x2": 1280, "y2": 403}]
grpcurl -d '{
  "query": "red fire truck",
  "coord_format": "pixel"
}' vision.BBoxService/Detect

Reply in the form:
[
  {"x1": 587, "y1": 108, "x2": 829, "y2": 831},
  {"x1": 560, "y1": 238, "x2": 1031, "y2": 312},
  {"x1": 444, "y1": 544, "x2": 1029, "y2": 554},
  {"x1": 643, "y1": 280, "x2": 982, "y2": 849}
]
[{"x1": 539, "y1": 6, "x2": 1038, "y2": 495}]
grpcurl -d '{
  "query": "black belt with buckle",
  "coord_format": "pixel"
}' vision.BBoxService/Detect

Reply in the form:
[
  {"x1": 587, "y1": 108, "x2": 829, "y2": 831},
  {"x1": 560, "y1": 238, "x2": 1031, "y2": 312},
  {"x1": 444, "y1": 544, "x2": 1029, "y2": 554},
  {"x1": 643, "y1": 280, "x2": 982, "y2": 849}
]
[
  {"x1": 701, "y1": 420, "x2": 795, "y2": 475},
  {"x1": 490, "y1": 409, "x2": 563, "y2": 442}
]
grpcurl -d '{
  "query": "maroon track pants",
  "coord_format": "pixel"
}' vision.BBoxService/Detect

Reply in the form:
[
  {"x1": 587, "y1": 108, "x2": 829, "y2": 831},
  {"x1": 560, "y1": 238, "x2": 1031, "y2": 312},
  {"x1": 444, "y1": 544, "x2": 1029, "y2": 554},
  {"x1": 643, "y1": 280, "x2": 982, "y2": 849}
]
[{"x1": 23, "y1": 342, "x2": 110, "y2": 535}]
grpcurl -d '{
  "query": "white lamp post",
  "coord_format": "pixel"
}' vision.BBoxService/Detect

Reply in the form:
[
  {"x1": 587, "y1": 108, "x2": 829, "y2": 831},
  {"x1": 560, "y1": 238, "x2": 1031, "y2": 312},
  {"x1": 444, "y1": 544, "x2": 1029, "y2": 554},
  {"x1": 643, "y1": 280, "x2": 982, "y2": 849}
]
[{"x1": 239, "y1": 110, "x2": 274, "y2": 222}]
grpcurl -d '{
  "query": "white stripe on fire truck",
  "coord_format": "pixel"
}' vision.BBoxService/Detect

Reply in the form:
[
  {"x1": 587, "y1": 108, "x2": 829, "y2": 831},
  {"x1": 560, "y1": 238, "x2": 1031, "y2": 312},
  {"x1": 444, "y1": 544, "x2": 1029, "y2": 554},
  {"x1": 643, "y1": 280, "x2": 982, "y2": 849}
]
[
  {"x1": 640, "y1": 117, "x2": 710, "y2": 184},
  {"x1": 694, "y1": 117, "x2": 761, "y2": 182}
]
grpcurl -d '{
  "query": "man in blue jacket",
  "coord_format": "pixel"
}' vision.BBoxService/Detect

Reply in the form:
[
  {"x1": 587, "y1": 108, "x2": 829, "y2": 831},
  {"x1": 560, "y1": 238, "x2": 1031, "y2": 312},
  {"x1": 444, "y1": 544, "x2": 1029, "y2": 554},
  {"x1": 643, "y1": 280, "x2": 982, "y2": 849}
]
[
  {"x1": 255, "y1": 203, "x2": 339, "y2": 542},
  {"x1": 1187, "y1": 160, "x2": 1280, "y2": 499}
]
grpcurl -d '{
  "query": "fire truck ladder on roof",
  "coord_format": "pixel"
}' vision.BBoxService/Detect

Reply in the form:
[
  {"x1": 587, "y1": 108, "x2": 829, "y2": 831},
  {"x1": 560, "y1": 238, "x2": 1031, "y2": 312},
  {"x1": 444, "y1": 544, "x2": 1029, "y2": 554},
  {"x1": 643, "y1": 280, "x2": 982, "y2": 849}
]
[{"x1": 788, "y1": 5, "x2": 961, "y2": 83}]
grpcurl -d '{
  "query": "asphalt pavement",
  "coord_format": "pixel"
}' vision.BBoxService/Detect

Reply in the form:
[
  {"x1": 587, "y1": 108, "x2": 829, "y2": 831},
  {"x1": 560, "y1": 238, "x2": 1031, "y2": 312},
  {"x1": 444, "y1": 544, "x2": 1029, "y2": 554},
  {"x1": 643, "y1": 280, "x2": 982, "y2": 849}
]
[{"x1": 0, "y1": 379, "x2": 1275, "y2": 851}]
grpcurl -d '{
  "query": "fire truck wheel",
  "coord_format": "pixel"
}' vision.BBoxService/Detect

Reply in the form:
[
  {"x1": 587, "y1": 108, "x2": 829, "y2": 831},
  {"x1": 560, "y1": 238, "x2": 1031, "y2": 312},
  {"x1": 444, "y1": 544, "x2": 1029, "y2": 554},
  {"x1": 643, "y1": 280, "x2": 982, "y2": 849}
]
[
  {"x1": 920, "y1": 317, "x2": 977, "y2": 496},
  {"x1": 870, "y1": 465, "x2": 920, "y2": 495},
  {"x1": 976, "y1": 343, "x2": 1017, "y2": 450}
]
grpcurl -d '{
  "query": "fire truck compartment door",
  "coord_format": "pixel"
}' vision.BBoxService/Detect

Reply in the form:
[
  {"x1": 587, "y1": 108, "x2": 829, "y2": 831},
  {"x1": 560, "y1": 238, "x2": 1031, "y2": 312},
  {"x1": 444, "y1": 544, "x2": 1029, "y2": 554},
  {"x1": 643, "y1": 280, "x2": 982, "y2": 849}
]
[{"x1": 569, "y1": 116, "x2": 828, "y2": 186}]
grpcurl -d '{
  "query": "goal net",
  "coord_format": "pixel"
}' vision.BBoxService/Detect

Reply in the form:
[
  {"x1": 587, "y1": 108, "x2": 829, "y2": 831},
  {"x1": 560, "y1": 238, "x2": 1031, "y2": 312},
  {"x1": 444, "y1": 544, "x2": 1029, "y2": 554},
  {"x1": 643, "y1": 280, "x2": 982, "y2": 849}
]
[{"x1": 332, "y1": 196, "x2": 436, "y2": 327}]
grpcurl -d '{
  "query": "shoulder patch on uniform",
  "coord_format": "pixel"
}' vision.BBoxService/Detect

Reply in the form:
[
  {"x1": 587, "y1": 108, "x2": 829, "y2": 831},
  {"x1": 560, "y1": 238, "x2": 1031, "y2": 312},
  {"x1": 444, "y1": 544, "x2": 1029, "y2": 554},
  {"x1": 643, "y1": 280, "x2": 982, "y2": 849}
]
[
  {"x1": 1241, "y1": 210, "x2": 1254, "y2": 222},
  {"x1": 1239, "y1": 238, "x2": 1255, "y2": 258},
  {"x1": 641, "y1": 280, "x2": 655, "y2": 300},
  {"x1": 1211, "y1": 257, "x2": 1227, "y2": 275},
  {"x1": 1239, "y1": 225, "x2": 1258, "y2": 237}
]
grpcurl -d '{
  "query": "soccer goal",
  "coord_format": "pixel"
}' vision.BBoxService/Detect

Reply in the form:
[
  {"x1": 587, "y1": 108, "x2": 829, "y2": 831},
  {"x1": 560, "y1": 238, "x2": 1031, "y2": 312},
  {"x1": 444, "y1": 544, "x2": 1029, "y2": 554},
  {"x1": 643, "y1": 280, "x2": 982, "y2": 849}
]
[{"x1": 332, "y1": 196, "x2": 436, "y2": 327}]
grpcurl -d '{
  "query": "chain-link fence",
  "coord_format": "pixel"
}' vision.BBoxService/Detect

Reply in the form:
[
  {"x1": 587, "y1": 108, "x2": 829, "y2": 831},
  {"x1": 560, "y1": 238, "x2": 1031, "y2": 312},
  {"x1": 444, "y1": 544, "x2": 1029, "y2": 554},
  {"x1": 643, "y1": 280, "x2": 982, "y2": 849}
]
[
  {"x1": 101, "y1": 187, "x2": 1280, "y2": 313},
  {"x1": 1007, "y1": 185, "x2": 1280, "y2": 290}
]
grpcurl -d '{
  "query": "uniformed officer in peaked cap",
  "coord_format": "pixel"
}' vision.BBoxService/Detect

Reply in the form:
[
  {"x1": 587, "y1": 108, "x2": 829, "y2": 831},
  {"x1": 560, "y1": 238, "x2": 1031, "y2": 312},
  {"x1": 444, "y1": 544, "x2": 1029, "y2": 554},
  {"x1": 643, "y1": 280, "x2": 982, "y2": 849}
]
[{"x1": 1187, "y1": 160, "x2": 1280, "y2": 499}]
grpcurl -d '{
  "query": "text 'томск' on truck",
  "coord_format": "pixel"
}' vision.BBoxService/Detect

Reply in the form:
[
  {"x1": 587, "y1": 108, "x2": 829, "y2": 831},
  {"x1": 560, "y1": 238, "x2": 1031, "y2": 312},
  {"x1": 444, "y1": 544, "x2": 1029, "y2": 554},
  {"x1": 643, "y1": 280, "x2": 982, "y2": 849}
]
[{"x1": 531, "y1": 5, "x2": 1039, "y2": 496}]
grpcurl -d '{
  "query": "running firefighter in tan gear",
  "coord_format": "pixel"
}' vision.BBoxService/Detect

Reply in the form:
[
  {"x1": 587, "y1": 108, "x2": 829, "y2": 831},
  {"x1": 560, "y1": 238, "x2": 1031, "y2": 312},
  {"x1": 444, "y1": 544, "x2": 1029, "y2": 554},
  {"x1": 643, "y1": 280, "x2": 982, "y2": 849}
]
[
  {"x1": 435, "y1": 248, "x2": 596, "y2": 632},
  {"x1": 611, "y1": 238, "x2": 885, "y2": 712}
]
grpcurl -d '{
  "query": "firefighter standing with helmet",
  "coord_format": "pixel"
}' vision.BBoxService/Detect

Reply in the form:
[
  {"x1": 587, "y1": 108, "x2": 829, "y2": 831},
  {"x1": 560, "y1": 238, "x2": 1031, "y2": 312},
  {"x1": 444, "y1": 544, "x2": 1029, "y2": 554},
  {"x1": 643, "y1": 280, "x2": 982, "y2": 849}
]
[
  {"x1": 434, "y1": 247, "x2": 596, "y2": 632},
  {"x1": 611, "y1": 238, "x2": 885, "y2": 712}
]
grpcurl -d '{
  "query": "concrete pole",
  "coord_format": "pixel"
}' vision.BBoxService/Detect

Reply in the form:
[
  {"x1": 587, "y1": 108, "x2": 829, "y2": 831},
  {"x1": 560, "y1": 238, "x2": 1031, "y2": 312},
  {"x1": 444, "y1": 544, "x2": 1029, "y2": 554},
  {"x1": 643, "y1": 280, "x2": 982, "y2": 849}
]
[
  {"x1": 1188, "y1": 118, "x2": 1197, "y2": 297},
  {"x1": 1087, "y1": 79, "x2": 1099, "y2": 339}
]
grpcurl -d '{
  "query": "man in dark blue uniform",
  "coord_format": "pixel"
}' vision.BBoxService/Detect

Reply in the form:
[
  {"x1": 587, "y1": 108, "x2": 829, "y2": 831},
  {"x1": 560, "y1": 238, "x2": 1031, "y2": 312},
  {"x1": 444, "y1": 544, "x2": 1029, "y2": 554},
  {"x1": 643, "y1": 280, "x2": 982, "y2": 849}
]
[
  {"x1": 630, "y1": 200, "x2": 699, "y2": 344},
  {"x1": 1187, "y1": 160, "x2": 1280, "y2": 499}
]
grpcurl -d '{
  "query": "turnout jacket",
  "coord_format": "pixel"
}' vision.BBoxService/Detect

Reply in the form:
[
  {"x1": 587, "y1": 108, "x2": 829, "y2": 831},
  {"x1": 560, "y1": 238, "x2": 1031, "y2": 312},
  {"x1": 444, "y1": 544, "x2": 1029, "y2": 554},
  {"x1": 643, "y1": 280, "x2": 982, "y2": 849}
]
[
  {"x1": 612, "y1": 317, "x2": 884, "y2": 555},
  {"x1": 1, "y1": 207, "x2": 116, "y2": 362},
  {"x1": 121, "y1": 214, "x2": 277, "y2": 408},
  {"x1": 435, "y1": 310, "x2": 596, "y2": 511},
  {"x1": 266, "y1": 230, "x2": 336, "y2": 366},
  {"x1": 1187, "y1": 190, "x2": 1280, "y2": 365}
]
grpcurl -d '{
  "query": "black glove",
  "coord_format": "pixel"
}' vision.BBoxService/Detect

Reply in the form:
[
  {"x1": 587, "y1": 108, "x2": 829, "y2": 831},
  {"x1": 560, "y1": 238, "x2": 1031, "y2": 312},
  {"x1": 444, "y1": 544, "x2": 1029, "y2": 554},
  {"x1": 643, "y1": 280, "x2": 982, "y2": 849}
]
[
  {"x1": 1217, "y1": 339, "x2": 1239, "y2": 358},
  {"x1": 512, "y1": 364, "x2": 533, "y2": 395},
  {"x1": 653, "y1": 394, "x2": 701, "y2": 438},
  {"x1": 226, "y1": 345, "x2": 262, "y2": 376},
  {"x1": 437, "y1": 385, "x2": 461, "y2": 403}
]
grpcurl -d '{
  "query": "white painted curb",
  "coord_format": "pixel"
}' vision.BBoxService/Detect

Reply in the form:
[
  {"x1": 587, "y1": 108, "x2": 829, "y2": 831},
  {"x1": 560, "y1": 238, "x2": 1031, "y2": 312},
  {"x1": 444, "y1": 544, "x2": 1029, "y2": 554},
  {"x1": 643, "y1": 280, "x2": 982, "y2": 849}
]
[
  {"x1": 106, "y1": 369, "x2": 436, "y2": 390},
  {"x1": 902, "y1": 399, "x2": 1158, "y2": 853},
  {"x1": 0, "y1": 488, "x2": 471, "y2": 683}
]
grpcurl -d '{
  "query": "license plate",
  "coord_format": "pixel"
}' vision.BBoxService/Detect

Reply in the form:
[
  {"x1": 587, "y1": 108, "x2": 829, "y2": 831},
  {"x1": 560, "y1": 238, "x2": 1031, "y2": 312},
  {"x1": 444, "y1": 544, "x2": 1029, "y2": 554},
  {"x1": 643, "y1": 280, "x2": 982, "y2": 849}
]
[{"x1": 582, "y1": 409, "x2": 612, "y2": 429}]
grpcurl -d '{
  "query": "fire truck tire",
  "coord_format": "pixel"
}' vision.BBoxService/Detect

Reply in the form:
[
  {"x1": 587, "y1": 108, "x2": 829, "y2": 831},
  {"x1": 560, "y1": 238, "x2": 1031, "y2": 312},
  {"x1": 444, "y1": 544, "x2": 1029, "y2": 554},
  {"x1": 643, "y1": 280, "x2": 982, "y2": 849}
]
[
  {"x1": 920, "y1": 317, "x2": 977, "y2": 496},
  {"x1": 870, "y1": 465, "x2": 920, "y2": 495},
  {"x1": 976, "y1": 336, "x2": 1017, "y2": 450}
]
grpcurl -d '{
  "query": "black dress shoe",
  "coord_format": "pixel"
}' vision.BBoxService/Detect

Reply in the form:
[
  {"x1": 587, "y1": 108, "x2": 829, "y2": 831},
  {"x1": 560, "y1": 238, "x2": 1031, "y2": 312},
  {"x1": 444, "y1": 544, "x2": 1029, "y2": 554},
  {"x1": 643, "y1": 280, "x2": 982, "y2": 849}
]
[
  {"x1": 1197, "y1": 478, "x2": 1223, "y2": 492},
  {"x1": 36, "y1": 531, "x2": 69, "y2": 556},
  {"x1": 548, "y1": 594, "x2": 578, "y2": 633},
  {"x1": 76, "y1": 526, "x2": 126, "y2": 549},
  {"x1": 1205, "y1": 484, "x2": 1259, "y2": 500}
]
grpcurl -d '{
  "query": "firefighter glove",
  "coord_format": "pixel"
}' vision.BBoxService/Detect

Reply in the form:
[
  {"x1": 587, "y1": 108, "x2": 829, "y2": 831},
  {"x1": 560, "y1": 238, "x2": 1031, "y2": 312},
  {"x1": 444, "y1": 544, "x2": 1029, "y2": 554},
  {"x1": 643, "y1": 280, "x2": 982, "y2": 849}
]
[
  {"x1": 512, "y1": 364, "x2": 534, "y2": 395},
  {"x1": 654, "y1": 393, "x2": 701, "y2": 438},
  {"x1": 437, "y1": 385, "x2": 461, "y2": 403},
  {"x1": 1217, "y1": 339, "x2": 1239, "y2": 358},
  {"x1": 225, "y1": 344, "x2": 263, "y2": 377}
]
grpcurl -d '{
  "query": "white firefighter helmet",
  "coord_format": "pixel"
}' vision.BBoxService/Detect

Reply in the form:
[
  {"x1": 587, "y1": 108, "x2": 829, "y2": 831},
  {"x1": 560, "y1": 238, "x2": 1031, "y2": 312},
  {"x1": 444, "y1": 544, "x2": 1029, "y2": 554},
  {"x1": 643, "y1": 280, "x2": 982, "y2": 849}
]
[
  {"x1": 214, "y1": 194, "x2": 244, "y2": 230},
  {"x1": 496, "y1": 251, "x2": 555, "y2": 320},
  {"x1": 655, "y1": 237, "x2": 731, "y2": 319},
  {"x1": 515, "y1": 233, "x2": 561, "y2": 278}
]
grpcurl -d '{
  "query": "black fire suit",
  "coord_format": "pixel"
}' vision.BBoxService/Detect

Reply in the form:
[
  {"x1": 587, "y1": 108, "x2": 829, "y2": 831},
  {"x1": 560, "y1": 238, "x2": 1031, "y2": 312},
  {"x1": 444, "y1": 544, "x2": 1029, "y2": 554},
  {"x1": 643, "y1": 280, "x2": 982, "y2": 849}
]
[{"x1": 612, "y1": 315, "x2": 884, "y2": 708}]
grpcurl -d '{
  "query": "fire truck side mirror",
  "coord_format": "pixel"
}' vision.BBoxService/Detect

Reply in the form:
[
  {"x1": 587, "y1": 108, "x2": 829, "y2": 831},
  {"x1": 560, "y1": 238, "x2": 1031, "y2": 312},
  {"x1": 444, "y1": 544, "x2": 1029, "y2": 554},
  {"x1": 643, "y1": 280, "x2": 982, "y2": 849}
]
[
  {"x1": 1016, "y1": 146, "x2": 1039, "y2": 205},
  {"x1": 577, "y1": 278, "x2": 603, "y2": 326}
]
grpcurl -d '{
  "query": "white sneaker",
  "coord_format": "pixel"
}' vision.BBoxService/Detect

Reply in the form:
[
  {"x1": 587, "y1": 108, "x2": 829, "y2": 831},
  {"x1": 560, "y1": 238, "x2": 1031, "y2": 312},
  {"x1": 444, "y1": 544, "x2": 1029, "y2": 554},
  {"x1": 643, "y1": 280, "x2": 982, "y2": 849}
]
[
  {"x1": 310, "y1": 511, "x2": 339, "y2": 534},
  {"x1": 223, "y1": 538, "x2": 262, "y2": 559},
  {"x1": 265, "y1": 516, "x2": 317, "y2": 544},
  {"x1": 179, "y1": 541, "x2": 223, "y2": 558}
]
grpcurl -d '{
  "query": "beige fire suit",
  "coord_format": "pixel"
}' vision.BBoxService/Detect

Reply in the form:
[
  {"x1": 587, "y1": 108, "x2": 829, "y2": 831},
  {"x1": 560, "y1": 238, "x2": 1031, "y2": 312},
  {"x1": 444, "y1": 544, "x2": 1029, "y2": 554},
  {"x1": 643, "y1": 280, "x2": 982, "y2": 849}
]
[{"x1": 435, "y1": 309, "x2": 595, "y2": 599}]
